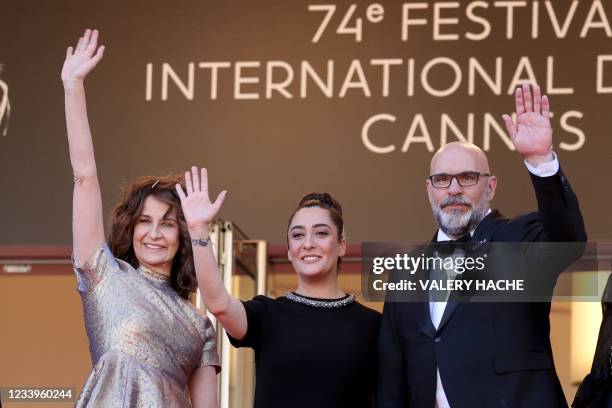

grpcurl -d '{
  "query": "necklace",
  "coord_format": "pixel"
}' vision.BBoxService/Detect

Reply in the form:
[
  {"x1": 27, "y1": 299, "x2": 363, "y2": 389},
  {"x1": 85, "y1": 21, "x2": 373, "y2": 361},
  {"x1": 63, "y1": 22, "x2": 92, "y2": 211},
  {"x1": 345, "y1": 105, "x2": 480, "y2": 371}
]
[{"x1": 286, "y1": 291, "x2": 356, "y2": 308}]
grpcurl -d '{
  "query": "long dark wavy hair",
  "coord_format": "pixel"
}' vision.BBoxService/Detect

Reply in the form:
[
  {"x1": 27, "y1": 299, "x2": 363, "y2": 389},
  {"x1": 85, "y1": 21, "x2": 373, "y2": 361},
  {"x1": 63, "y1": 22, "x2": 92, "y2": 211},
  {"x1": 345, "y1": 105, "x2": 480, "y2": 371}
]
[{"x1": 107, "y1": 175, "x2": 196, "y2": 299}]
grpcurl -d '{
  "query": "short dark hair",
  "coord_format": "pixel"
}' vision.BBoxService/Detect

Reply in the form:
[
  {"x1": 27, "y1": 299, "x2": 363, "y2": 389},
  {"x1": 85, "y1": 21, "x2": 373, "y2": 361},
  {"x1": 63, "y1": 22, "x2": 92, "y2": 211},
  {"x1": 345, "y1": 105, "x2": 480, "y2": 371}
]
[{"x1": 107, "y1": 175, "x2": 196, "y2": 299}]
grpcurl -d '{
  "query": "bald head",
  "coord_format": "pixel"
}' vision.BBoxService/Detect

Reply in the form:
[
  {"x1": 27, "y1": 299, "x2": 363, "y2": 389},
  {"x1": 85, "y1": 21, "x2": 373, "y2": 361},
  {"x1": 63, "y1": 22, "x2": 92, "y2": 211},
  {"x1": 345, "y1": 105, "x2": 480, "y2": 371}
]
[{"x1": 430, "y1": 142, "x2": 491, "y2": 175}]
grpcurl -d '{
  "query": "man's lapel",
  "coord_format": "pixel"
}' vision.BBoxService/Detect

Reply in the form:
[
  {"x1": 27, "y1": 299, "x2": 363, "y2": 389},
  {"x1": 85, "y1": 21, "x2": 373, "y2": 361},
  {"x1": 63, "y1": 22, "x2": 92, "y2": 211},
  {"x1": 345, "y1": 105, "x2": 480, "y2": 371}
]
[
  {"x1": 418, "y1": 238, "x2": 438, "y2": 338},
  {"x1": 428, "y1": 210, "x2": 507, "y2": 334}
]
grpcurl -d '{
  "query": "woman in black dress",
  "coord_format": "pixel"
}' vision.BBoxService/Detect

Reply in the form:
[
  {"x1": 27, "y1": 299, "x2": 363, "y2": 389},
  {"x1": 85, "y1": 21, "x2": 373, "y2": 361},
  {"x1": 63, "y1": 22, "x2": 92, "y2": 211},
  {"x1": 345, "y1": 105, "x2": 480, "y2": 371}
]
[
  {"x1": 573, "y1": 273, "x2": 612, "y2": 407},
  {"x1": 174, "y1": 167, "x2": 380, "y2": 408}
]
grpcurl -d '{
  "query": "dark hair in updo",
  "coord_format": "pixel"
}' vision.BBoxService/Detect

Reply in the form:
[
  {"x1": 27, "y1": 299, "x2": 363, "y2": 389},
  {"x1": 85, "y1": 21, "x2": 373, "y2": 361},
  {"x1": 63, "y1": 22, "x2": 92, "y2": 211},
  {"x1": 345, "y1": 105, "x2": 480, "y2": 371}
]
[
  {"x1": 107, "y1": 175, "x2": 196, "y2": 299},
  {"x1": 287, "y1": 192, "x2": 345, "y2": 267}
]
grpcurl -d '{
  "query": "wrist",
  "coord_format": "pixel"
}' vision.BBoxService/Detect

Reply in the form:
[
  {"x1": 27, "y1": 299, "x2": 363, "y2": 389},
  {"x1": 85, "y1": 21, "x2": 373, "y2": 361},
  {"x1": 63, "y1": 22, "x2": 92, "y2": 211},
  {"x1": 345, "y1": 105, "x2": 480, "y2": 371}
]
[
  {"x1": 525, "y1": 150, "x2": 554, "y2": 167},
  {"x1": 63, "y1": 80, "x2": 84, "y2": 92},
  {"x1": 188, "y1": 223, "x2": 211, "y2": 239}
]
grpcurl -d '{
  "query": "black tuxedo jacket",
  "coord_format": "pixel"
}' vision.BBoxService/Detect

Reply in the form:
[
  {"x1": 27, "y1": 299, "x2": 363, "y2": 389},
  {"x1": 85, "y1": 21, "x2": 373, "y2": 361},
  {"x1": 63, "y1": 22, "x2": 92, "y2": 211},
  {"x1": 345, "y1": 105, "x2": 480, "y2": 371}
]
[{"x1": 377, "y1": 169, "x2": 587, "y2": 408}]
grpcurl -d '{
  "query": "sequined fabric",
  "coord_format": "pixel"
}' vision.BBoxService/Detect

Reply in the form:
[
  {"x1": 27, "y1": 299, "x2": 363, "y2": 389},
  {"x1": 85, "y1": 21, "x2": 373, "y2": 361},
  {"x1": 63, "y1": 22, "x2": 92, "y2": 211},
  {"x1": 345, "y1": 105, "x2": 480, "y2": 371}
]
[{"x1": 73, "y1": 244, "x2": 220, "y2": 407}]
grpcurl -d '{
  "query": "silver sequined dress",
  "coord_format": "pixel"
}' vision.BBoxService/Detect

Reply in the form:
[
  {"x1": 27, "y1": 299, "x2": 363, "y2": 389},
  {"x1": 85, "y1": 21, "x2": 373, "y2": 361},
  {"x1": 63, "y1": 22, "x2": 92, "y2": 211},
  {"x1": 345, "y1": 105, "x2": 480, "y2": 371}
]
[{"x1": 73, "y1": 244, "x2": 220, "y2": 407}]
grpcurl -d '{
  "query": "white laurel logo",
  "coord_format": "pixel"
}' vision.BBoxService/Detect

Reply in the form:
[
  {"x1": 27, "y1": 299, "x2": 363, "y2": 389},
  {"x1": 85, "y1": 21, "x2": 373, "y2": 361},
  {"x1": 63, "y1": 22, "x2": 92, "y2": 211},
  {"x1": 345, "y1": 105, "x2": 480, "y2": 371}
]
[{"x1": 0, "y1": 64, "x2": 11, "y2": 137}]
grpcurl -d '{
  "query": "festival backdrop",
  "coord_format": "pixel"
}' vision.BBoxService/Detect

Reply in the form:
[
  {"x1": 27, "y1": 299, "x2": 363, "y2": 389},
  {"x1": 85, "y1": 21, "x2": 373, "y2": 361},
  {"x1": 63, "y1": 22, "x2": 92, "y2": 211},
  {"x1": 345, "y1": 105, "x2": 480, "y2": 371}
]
[{"x1": 1, "y1": 0, "x2": 611, "y2": 245}]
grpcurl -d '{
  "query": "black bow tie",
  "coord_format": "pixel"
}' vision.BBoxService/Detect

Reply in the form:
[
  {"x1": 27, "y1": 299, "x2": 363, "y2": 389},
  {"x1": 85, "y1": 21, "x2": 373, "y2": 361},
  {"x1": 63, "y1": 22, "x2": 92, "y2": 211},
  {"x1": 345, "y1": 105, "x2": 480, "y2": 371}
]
[{"x1": 433, "y1": 234, "x2": 471, "y2": 255}]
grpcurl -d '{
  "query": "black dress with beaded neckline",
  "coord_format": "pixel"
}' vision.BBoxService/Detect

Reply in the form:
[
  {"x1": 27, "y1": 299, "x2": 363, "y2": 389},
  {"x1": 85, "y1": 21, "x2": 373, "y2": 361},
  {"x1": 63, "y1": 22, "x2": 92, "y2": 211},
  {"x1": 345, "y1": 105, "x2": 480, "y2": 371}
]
[{"x1": 228, "y1": 294, "x2": 380, "y2": 408}]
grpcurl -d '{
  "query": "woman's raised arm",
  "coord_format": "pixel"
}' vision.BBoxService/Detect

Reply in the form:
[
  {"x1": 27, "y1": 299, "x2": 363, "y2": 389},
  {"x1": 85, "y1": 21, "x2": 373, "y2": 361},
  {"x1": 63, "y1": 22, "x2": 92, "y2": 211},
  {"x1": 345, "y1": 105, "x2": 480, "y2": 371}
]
[
  {"x1": 176, "y1": 166, "x2": 248, "y2": 340},
  {"x1": 62, "y1": 29, "x2": 106, "y2": 265}
]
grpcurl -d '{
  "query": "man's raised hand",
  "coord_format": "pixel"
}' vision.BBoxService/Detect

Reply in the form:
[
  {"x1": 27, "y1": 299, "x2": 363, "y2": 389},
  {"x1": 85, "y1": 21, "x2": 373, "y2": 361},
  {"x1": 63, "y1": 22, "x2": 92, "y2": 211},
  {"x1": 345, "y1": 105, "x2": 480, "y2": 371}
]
[{"x1": 502, "y1": 84, "x2": 554, "y2": 166}]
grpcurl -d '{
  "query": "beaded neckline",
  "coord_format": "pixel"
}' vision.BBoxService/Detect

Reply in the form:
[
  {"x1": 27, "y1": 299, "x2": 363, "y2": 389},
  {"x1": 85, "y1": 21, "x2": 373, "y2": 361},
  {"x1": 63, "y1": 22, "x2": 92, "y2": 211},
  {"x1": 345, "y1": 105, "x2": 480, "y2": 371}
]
[{"x1": 286, "y1": 291, "x2": 356, "y2": 308}]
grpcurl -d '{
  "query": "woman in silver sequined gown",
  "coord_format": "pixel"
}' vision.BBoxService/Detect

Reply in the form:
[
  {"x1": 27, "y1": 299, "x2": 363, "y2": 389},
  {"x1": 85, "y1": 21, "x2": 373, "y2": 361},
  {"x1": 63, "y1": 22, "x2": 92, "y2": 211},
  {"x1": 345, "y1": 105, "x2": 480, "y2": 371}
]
[{"x1": 63, "y1": 30, "x2": 220, "y2": 407}]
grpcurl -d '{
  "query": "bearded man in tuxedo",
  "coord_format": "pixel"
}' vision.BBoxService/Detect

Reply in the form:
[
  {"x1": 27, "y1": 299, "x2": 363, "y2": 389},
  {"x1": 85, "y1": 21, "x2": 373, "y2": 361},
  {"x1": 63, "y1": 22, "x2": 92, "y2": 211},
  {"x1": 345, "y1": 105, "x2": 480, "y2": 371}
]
[{"x1": 377, "y1": 84, "x2": 587, "y2": 408}]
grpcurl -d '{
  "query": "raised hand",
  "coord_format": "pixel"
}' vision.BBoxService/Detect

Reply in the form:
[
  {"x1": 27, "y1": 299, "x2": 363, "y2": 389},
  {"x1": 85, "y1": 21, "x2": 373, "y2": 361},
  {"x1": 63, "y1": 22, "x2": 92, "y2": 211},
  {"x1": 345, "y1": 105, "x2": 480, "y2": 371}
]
[
  {"x1": 61, "y1": 29, "x2": 105, "y2": 86},
  {"x1": 175, "y1": 167, "x2": 227, "y2": 232},
  {"x1": 502, "y1": 84, "x2": 554, "y2": 166}
]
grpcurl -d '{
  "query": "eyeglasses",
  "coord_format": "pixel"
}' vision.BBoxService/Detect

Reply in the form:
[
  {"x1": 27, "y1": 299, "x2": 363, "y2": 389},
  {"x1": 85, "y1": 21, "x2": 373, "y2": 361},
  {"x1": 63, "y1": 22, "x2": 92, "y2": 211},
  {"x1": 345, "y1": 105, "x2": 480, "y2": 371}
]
[{"x1": 428, "y1": 172, "x2": 491, "y2": 188}]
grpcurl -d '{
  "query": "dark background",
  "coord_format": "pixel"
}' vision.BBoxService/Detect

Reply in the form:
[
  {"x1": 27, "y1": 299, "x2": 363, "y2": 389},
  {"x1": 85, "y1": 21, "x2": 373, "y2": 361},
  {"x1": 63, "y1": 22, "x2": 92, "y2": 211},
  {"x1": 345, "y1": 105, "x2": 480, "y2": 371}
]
[{"x1": 1, "y1": 0, "x2": 610, "y2": 245}]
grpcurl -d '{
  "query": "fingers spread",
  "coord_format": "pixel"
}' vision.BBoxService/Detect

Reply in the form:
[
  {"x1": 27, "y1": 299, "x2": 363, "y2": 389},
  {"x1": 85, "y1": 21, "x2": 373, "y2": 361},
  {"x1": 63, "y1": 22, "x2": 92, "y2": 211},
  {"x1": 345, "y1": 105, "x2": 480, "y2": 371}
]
[
  {"x1": 533, "y1": 84, "x2": 541, "y2": 114},
  {"x1": 185, "y1": 170, "x2": 193, "y2": 194},
  {"x1": 87, "y1": 29, "x2": 99, "y2": 55},
  {"x1": 515, "y1": 88, "x2": 525, "y2": 115},
  {"x1": 213, "y1": 190, "x2": 227, "y2": 212},
  {"x1": 175, "y1": 184, "x2": 186, "y2": 200},
  {"x1": 83, "y1": 29, "x2": 92, "y2": 49},
  {"x1": 92, "y1": 45, "x2": 105, "y2": 63},
  {"x1": 191, "y1": 166, "x2": 200, "y2": 192},
  {"x1": 201, "y1": 168, "x2": 209, "y2": 192},
  {"x1": 76, "y1": 36, "x2": 84, "y2": 52},
  {"x1": 541, "y1": 94, "x2": 550, "y2": 117},
  {"x1": 522, "y1": 83, "x2": 533, "y2": 113},
  {"x1": 502, "y1": 114, "x2": 517, "y2": 140}
]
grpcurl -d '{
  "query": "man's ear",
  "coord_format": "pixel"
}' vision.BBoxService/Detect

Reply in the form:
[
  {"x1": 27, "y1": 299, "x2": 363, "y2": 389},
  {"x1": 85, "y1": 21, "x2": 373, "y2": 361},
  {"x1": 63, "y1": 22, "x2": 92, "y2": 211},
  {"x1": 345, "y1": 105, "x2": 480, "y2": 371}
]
[
  {"x1": 487, "y1": 176, "x2": 497, "y2": 202},
  {"x1": 426, "y1": 178, "x2": 433, "y2": 200}
]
